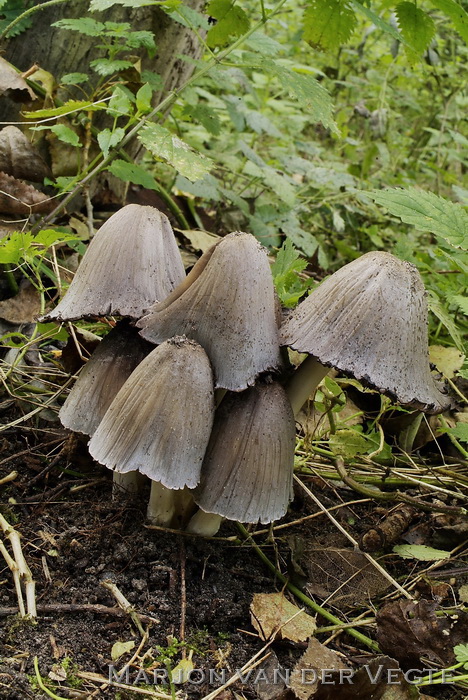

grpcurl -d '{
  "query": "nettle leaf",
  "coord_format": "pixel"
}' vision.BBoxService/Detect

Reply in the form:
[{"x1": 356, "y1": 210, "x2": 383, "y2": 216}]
[
  {"x1": 138, "y1": 123, "x2": 213, "y2": 181},
  {"x1": 271, "y1": 239, "x2": 311, "y2": 307},
  {"x1": 170, "y1": 5, "x2": 210, "y2": 30},
  {"x1": 97, "y1": 127, "x2": 125, "y2": 157},
  {"x1": 393, "y1": 545, "x2": 451, "y2": 561},
  {"x1": 24, "y1": 100, "x2": 105, "y2": 119},
  {"x1": 351, "y1": 0, "x2": 405, "y2": 43},
  {"x1": 90, "y1": 58, "x2": 134, "y2": 76},
  {"x1": 366, "y1": 188, "x2": 468, "y2": 250},
  {"x1": 429, "y1": 0, "x2": 468, "y2": 42},
  {"x1": 445, "y1": 422, "x2": 468, "y2": 443},
  {"x1": 61, "y1": 72, "x2": 89, "y2": 85},
  {"x1": 303, "y1": 0, "x2": 357, "y2": 51},
  {"x1": 206, "y1": 0, "x2": 250, "y2": 47},
  {"x1": 107, "y1": 86, "x2": 134, "y2": 117},
  {"x1": 52, "y1": 17, "x2": 105, "y2": 36},
  {"x1": 126, "y1": 30, "x2": 157, "y2": 52},
  {"x1": 183, "y1": 104, "x2": 221, "y2": 135},
  {"x1": 136, "y1": 83, "x2": 153, "y2": 114},
  {"x1": 49, "y1": 124, "x2": 82, "y2": 148},
  {"x1": 107, "y1": 159, "x2": 159, "y2": 190},
  {"x1": 245, "y1": 31, "x2": 283, "y2": 56},
  {"x1": 395, "y1": 2, "x2": 435, "y2": 61}
]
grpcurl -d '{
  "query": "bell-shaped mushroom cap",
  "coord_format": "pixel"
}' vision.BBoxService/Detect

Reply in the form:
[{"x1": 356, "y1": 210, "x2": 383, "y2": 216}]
[
  {"x1": 88, "y1": 336, "x2": 215, "y2": 490},
  {"x1": 280, "y1": 251, "x2": 450, "y2": 413},
  {"x1": 138, "y1": 232, "x2": 282, "y2": 391},
  {"x1": 59, "y1": 321, "x2": 152, "y2": 436},
  {"x1": 42, "y1": 204, "x2": 185, "y2": 322},
  {"x1": 193, "y1": 381, "x2": 295, "y2": 524}
]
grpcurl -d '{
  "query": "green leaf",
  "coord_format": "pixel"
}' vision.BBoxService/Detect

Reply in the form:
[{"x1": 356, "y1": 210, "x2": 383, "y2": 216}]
[
  {"x1": 24, "y1": 100, "x2": 105, "y2": 119},
  {"x1": 351, "y1": 0, "x2": 405, "y2": 44},
  {"x1": 136, "y1": 83, "x2": 153, "y2": 114},
  {"x1": 206, "y1": 0, "x2": 250, "y2": 47},
  {"x1": 52, "y1": 17, "x2": 105, "y2": 36},
  {"x1": 33, "y1": 229, "x2": 79, "y2": 249},
  {"x1": 111, "y1": 640, "x2": 135, "y2": 662},
  {"x1": 97, "y1": 127, "x2": 125, "y2": 158},
  {"x1": 429, "y1": 0, "x2": 468, "y2": 42},
  {"x1": 303, "y1": 0, "x2": 357, "y2": 51},
  {"x1": 49, "y1": 124, "x2": 81, "y2": 148},
  {"x1": 107, "y1": 86, "x2": 134, "y2": 116},
  {"x1": 60, "y1": 72, "x2": 89, "y2": 85},
  {"x1": 393, "y1": 545, "x2": 451, "y2": 561},
  {"x1": 445, "y1": 423, "x2": 468, "y2": 443},
  {"x1": 428, "y1": 293, "x2": 464, "y2": 352},
  {"x1": 454, "y1": 644, "x2": 468, "y2": 666},
  {"x1": 90, "y1": 0, "x2": 180, "y2": 10},
  {"x1": 107, "y1": 159, "x2": 160, "y2": 190},
  {"x1": 450, "y1": 295, "x2": 468, "y2": 315},
  {"x1": 395, "y1": 3, "x2": 435, "y2": 61},
  {"x1": 0, "y1": 231, "x2": 33, "y2": 264},
  {"x1": 329, "y1": 429, "x2": 369, "y2": 458},
  {"x1": 138, "y1": 123, "x2": 213, "y2": 182},
  {"x1": 183, "y1": 104, "x2": 221, "y2": 135},
  {"x1": 126, "y1": 30, "x2": 156, "y2": 53},
  {"x1": 245, "y1": 31, "x2": 283, "y2": 56},
  {"x1": 90, "y1": 58, "x2": 134, "y2": 76},
  {"x1": 271, "y1": 239, "x2": 311, "y2": 307},
  {"x1": 170, "y1": 5, "x2": 210, "y2": 30},
  {"x1": 365, "y1": 188, "x2": 468, "y2": 250}
]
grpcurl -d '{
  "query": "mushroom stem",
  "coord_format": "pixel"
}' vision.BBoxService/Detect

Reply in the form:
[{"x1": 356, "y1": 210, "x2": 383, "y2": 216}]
[
  {"x1": 186, "y1": 510, "x2": 224, "y2": 536},
  {"x1": 147, "y1": 481, "x2": 176, "y2": 526},
  {"x1": 112, "y1": 471, "x2": 145, "y2": 498},
  {"x1": 285, "y1": 356, "x2": 330, "y2": 417}
]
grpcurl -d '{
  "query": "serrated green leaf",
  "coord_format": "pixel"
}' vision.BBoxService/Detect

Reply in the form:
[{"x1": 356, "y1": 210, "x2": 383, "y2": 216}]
[
  {"x1": 52, "y1": 17, "x2": 105, "y2": 36},
  {"x1": 396, "y1": 2, "x2": 435, "y2": 61},
  {"x1": 245, "y1": 31, "x2": 283, "y2": 56},
  {"x1": 454, "y1": 644, "x2": 468, "y2": 666},
  {"x1": 206, "y1": 0, "x2": 250, "y2": 47},
  {"x1": 170, "y1": 5, "x2": 210, "y2": 30},
  {"x1": 303, "y1": 0, "x2": 357, "y2": 51},
  {"x1": 0, "y1": 231, "x2": 33, "y2": 264},
  {"x1": 24, "y1": 100, "x2": 105, "y2": 119},
  {"x1": 138, "y1": 123, "x2": 213, "y2": 182},
  {"x1": 445, "y1": 423, "x2": 468, "y2": 442},
  {"x1": 136, "y1": 83, "x2": 153, "y2": 114},
  {"x1": 329, "y1": 429, "x2": 369, "y2": 458},
  {"x1": 428, "y1": 294, "x2": 464, "y2": 352},
  {"x1": 126, "y1": 30, "x2": 156, "y2": 52},
  {"x1": 111, "y1": 640, "x2": 135, "y2": 662},
  {"x1": 107, "y1": 86, "x2": 134, "y2": 117},
  {"x1": 365, "y1": 188, "x2": 468, "y2": 250},
  {"x1": 107, "y1": 159, "x2": 159, "y2": 190},
  {"x1": 33, "y1": 229, "x2": 79, "y2": 249},
  {"x1": 49, "y1": 124, "x2": 81, "y2": 148},
  {"x1": 351, "y1": 0, "x2": 405, "y2": 43},
  {"x1": 183, "y1": 104, "x2": 221, "y2": 135},
  {"x1": 450, "y1": 295, "x2": 468, "y2": 314},
  {"x1": 393, "y1": 545, "x2": 451, "y2": 561},
  {"x1": 97, "y1": 127, "x2": 125, "y2": 158},
  {"x1": 272, "y1": 239, "x2": 311, "y2": 307},
  {"x1": 60, "y1": 72, "x2": 89, "y2": 85},
  {"x1": 90, "y1": 58, "x2": 134, "y2": 76},
  {"x1": 429, "y1": 0, "x2": 468, "y2": 42}
]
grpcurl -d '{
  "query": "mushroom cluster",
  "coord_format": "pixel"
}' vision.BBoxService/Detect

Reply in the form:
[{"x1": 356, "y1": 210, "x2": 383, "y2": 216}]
[{"x1": 45, "y1": 204, "x2": 450, "y2": 535}]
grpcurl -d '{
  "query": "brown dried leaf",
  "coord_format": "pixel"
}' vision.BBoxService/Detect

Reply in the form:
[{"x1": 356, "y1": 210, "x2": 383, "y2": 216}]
[
  {"x1": 0, "y1": 171, "x2": 53, "y2": 214},
  {"x1": 0, "y1": 57, "x2": 36, "y2": 102},
  {"x1": 250, "y1": 593, "x2": 316, "y2": 642},
  {"x1": 289, "y1": 637, "x2": 348, "y2": 700},
  {"x1": 429, "y1": 345, "x2": 464, "y2": 379},
  {"x1": 0, "y1": 126, "x2": 51, "y2": 182},
  {"x1": 0, "y1": 283, "x2": 41, "y2": 323},
  {"x1": 376, "y1": 599, "x2": 468, "y2": 668}
]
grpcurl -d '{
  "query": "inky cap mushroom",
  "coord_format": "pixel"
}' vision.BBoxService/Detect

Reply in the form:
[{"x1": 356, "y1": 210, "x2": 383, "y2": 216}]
[
  {"x1": 138, "y1": 232, "x2": 282, "y2": 391},
  {"x1": 193, "y1": 381, "x2": 295, "y2": 524},
  {"x1": 59, "y1": 321, "x2": 152, "y2": 436},
  {"x1": 281, "y1": 251, "x2": 450, "y2": 414},
  {"x1": 42, "y1": 204, "x2": 185, "y2": 321},
  {"x1": 88, "y1": 336, "x2": 215, "y2": 490}
]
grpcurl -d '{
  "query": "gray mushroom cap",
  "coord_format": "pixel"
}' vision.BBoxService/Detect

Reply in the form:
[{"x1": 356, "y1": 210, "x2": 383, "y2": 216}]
[
  {"x1": 42, "y1": 204, "x2": 185, "y2": 321},
  {"x1": 280, "y1": 251, "x2": 450, "y2": 413},
  {"x1": 138, "y1": 232, "x2": 282, "y2": 391},
  {"x1": 193, "y1": 381, "x2": 295, "y2": 524},
  {"x1": 88, "y1": 336, "x2": 215, "y2": 490},
  {"x1": 59, "y1": 321, "x2": 152, "y2": 436}
]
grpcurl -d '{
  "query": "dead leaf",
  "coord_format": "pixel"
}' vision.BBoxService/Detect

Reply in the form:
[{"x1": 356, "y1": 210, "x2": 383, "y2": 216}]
[
  {"x1": 0, "y1": 57, "x2": 36, "y2": 102},
  {"x1": 0, "y1": 171, "x2": 53, "y2": 214},
  {"x1": 0, "y1": 126, "x2": 51, "y2": 182},
  {"x1": 429, "y1": 345, "x2": 464, "y2": 379},
  {"x1": 48, "y1": 664, "x2": 67, "y2": 682},
  {"x1": 0, "y1": 283, "x2": 41, "y2": 323},
  {"x1": 250, "y1": 592, "x2": 316, "y2": 642},
  {"x1": 181, "y1": 228, "x2": 220, "y2": 253},
  {"x1": 254, "y1": 651, "x2": 293, "y2": 700},
  {"x1": 376, "y1": 599, "x2": 468, "y2": 668},
  {"x1": 289, "y1": 637, "x2": 348, "y2": 700}
]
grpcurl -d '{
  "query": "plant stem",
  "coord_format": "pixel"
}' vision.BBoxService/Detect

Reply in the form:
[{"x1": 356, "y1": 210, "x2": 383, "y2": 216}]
[
  {"x1": 286, "y1": 356, "x2": 329, "y2": 416},
  {"x1": 34, "y1": 0, "x2": 291, "y2": 228},
  {"x1": 1, "y1": 266, "x2": 19, "y2": 295},
  {"x1": 236, "y1": 523, "x2": 380, "y2": 652}
]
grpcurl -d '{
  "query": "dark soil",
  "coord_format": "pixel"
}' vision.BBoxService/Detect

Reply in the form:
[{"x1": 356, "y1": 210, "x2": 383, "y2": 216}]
[{"x1": 0, "y1": 413, "x2": 466, "y2": 700}]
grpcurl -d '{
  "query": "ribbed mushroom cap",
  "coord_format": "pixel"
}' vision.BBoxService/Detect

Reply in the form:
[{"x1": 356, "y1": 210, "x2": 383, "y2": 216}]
[
  {"x1": 42, "y1": 204, "x2": 185, "y2": 321},
  {"x1": 59, "y1": 321, "x2": 152, "y2": 436},
  {"x1": 193, "y1": 381, "x2": 295, "y2": 524},
  {"x1": 88, "y1": 336, "x2": 215, "y2": 490},
  {"x1": 138, "y1": 232, "x2": 282, "y2": 391},
  {"x1": 280, "y1": 251, "x2": 449, "y2": 413}
]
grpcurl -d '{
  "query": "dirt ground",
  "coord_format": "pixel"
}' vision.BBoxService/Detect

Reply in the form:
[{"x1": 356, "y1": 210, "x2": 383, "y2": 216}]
[{"x1": 0, "y1": 408, "x2": 467, "y2": 700}]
